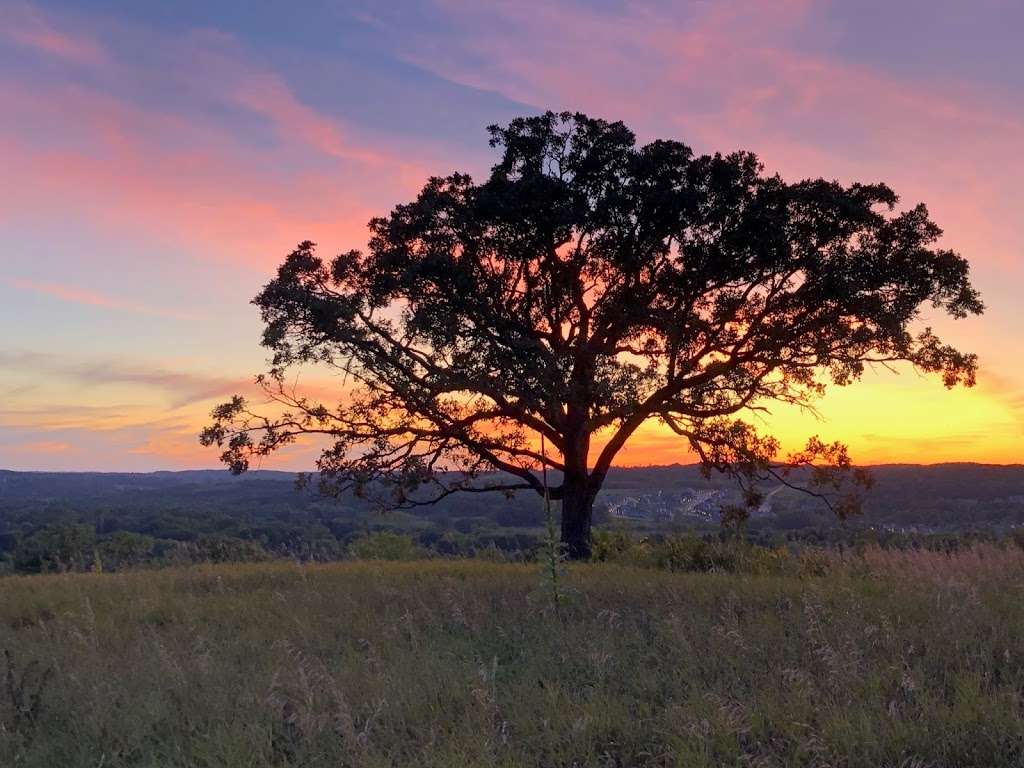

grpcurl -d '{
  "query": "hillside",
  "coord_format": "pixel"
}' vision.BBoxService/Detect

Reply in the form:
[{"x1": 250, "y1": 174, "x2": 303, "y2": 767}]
[
  {"x1": 3, "y1": 463, "x2": 1024, "y2": 528},
  {"x1": 2, "y1": 464, "x2": 1023, "y2": 574}
]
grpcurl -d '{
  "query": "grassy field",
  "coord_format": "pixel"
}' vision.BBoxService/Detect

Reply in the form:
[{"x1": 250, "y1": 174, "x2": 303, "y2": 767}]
[{"x1": 1, "y1": 550, "x2": 1023, "y2": 767}]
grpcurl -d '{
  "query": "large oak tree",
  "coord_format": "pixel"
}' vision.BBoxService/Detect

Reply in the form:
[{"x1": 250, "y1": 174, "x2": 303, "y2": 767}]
[{"x1": 202, "y1": 112, "x2": 982, "y2": 559}]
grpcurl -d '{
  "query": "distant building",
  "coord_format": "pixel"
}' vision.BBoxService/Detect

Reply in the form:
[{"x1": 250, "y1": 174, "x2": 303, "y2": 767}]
[
  {"x1": 605, "y1": 485, "x2": 787, "y2": 522},
  {"x1": 606, "y1": 488, "x2": 726, "y2": 522}
]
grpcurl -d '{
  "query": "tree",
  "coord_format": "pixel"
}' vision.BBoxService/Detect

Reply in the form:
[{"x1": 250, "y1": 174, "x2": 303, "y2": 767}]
[
  {"x1": 13, "y1": 523, "x2": 97, "y2": 573},
  {"x1": 201, "y1": 112, "x2": 982, "y2": 559}
]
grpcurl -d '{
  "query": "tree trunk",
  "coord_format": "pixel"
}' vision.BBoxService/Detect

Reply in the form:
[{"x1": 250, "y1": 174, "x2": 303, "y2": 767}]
[
  {"x1": 560, "y1": 402, "x2": 594, "y2": 559},
  {"x1": 560, "y1": 479, "x2": 593, "y2": 560}
]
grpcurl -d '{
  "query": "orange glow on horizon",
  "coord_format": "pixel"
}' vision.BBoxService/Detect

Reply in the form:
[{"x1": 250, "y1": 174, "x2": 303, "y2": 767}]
[
  {"x1": 3, "y1": 365, "x2": 1019, "y2": 472},
  {"x1": 2, "y1": 0, "x2": 1022, "y2": 472}
]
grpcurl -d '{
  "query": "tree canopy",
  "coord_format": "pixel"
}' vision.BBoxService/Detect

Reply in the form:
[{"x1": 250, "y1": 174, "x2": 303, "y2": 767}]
[{"x1": 202, "y1": 111, "x2": 982, "y2": 558}]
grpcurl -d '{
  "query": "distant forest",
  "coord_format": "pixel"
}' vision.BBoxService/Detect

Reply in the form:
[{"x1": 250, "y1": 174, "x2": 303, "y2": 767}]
[{"x1": 1, "y1": 464, "x2": 1023, "y2": 574}]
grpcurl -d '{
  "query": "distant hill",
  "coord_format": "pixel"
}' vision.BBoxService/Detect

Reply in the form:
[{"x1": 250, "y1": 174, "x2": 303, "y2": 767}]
[
  {"x1": 2, "y1": 464, "x2": 1023, "y2": 574},
  {"x1": 0, "y1": 468, "x2": 298, "y2": 505},
  {"x1": 3, "y1": 463, "x2": 1024, "y2": 531}
]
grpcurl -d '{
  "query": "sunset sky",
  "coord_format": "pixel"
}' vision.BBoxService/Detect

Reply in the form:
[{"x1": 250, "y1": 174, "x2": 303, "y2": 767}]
[{"x1": 2, "y1": 0, "x2": 1022, "y2": 471}]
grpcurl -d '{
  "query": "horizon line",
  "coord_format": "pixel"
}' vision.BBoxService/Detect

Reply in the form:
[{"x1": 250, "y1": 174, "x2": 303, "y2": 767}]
[{"x1": 4, "y1": 460, "x2": 1024, "y2": 476}]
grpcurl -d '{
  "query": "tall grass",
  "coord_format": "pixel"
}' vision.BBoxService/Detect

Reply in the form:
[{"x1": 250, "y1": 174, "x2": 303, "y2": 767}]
[
  {"x1": 844, "y1": 540, "x2": 1024, "y2": 586},
  {"x1": 0, "y1": 555, "x2": 1021, "y2": 766}
]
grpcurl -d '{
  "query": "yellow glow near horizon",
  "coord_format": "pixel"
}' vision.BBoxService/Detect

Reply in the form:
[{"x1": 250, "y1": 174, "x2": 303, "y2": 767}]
[
  {"x1": 3, "y1": 1, "x2": 1023, "y2": 472},
  {"x1": 613, "y1": 368, "x2": 1022, "y2": 466}
]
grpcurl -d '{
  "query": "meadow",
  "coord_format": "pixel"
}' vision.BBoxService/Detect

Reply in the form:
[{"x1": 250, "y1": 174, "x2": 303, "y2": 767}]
[{"x1": 1, "y1": 546, "x2": 1023, "y2": 767}]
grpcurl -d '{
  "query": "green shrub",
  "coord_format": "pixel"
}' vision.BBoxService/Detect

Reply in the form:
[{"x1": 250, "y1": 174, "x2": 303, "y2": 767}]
[
  {"x1": 590, "y1": 528, "x2": 640, "y2": 562},
  {"x1": 193, "y1": 534, "x2": 269, "y2": 564},
  {"x1": 12, "y1": 524, "x2": 97, "y2": 573},
  {"x1": 97, "y1": 532, "x2": 156, "y2": 570},
  {"x1": 654, "y1": 533, "x2": 716, "y2": 572},
  {"x1": 347, "y1": 531, "x2": 423, "y2": 561},
  {"x1": 591, "y1": 530, "x2": 809, "y2": 576}
]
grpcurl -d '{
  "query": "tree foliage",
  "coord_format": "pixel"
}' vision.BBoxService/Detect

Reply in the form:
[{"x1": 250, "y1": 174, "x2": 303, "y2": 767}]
[{"x1": 201, "y1": 112, "x2": 982, "y2": 558}]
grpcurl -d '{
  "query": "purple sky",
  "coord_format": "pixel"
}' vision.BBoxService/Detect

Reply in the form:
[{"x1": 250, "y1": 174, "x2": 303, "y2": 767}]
[{"x1": 2, "y1": 0, "x2": 1022, "y2": 470}]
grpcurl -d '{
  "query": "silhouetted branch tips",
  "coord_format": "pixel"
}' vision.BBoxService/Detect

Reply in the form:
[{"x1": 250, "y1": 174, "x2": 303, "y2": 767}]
[{"x1": 201, "y1": 111, "x2": 982, "y2": 558}]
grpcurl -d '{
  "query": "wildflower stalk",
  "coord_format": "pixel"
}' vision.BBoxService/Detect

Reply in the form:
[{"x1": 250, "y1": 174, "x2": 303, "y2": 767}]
[{"x1": 539, "y1": 434, "x2": 564, "y2": 617}]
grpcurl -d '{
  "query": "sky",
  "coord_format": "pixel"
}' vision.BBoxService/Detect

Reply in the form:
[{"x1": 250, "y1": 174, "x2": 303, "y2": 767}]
[{"x1": 1, "y1": 0, "x2": 1022, "y2": 471}]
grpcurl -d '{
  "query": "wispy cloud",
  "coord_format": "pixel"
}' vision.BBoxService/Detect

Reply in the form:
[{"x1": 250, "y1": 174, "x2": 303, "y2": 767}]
[
  {"x1": 0, "y1": 14, "x2": 440, "y2": 268},
  {"x1": 0, "y1": 403, "x2": 141, "y2": 430},
  {"x1": 386, "y1": 0, "x2": 1024, "y2": 269},
  {"x1": 977, "y1": 369, "x2": 1024, "y2": 435},
  {"x1": 2, "y1": 275, "x2": 199, "y2": 321},
  {"x1": 1, "y1": 0, "x2": 1021, "y2": 469},
  {"x1": 19, "y1": 440, "x2": 72, "y2": 454},
  {"x1": 0, "y1": 350, "x2": 245, "y2": 409},
  {"x1": 2, "y1": 1, "x2": 106, "y2": 65}
]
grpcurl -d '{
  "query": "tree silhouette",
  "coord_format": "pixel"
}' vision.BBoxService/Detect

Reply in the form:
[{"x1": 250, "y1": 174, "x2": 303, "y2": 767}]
[{"x1": 201, "y1": 112, "x2": 983, "y2": 559}]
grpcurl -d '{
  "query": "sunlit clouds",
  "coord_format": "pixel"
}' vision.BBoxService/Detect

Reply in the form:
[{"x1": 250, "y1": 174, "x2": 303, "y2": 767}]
[{"x1": 1, "y1": 0, "x2": 1021, "y2": 469}]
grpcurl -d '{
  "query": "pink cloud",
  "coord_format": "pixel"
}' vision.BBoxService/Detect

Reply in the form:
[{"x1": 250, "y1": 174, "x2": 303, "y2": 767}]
[
  {"x1": 3, "y1": 0, "x2": 1021, "y2": 470},
  {"x1": 394, "y1": 0, "x2": 1024, "y2": 311},
  {"x1": 0, "y1": 84, "x2": 389, "y2": 267},
  {"x1": 389, "y1": 0, "x2": 1021, "y2": 287},
  {"x1": 3, "y1": 2, "x2": 106, "y2": 65},
  {"x1": 2, "y1": 275, "x2": 198, "y2": 320},
  {"x1": 375, "y1": 0, "x2": 1024, "y2": 464},
  {"x1": 232, "y1": 73, "x2": 388, "y2": 167},
  {"x1": 0, "y1": 23, "x2": 442, "y2": 271}
]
